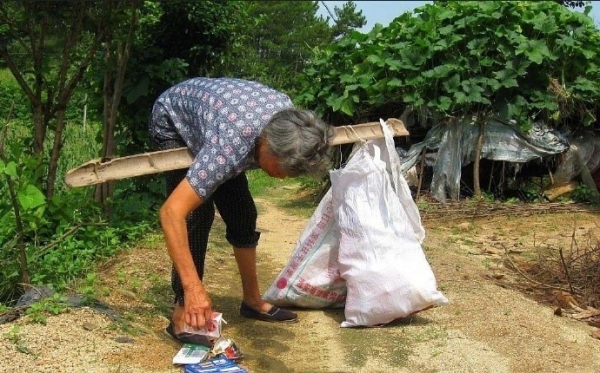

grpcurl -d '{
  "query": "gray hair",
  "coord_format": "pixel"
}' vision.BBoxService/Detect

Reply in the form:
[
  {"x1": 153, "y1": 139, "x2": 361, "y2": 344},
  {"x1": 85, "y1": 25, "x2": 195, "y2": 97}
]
[{"x1": 262, "y1": 108, "x2": 334, "y2": 177}]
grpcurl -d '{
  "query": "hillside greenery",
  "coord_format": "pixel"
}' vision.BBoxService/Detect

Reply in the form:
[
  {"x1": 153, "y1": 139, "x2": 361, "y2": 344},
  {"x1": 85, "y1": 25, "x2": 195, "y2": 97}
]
[
  {"x1": 0, "y1": 0, "x2": 365, "y2": 303},
  {"x1": 0, "y1": 0, "x2": 599, "y2": 307},
  {"x1": 298, "y1": 1, "x2": 600, "y2": 133}
]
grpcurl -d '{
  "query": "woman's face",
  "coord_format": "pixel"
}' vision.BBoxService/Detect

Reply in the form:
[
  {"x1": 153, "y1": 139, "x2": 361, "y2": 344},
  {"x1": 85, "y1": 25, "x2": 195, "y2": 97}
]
[{"x1": 258, "y1": 142, "x2": 287, "y2": 179}]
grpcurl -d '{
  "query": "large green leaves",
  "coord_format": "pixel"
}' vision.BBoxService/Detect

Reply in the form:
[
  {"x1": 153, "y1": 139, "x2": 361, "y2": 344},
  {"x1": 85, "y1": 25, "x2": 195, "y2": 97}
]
[
  {"x1": 299, "y1": 1, "x2": 600, "y2": 132},
  {"x1": 17, "y1": 185, "x2": 46, "y2": 211},
  {"x1": 0, "y1": 160, "x2": 17, "y2": 179},
  {"x1": 516, "y1": 40, "x2": 555, "y2": 64}
]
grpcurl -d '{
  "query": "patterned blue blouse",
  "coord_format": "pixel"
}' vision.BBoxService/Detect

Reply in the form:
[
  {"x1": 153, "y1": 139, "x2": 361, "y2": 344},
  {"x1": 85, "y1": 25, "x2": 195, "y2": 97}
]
[{"x1": 150, "y1": 77, "x2": 293, "y2": 198}]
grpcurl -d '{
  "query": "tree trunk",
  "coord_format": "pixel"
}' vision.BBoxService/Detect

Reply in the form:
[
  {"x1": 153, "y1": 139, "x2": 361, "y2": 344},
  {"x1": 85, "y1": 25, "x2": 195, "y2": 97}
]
[
  {"x1": 94, "y1": 5, "x2": 138, "y2": 216},
  {"x1": 1, "y1": 105, "x2": 30, "y2": 286},
  {"x1": 1, "y1": 1, "x2": 106, "y2": 199},
  {"x1": 46, "y1": 109, "x2": 67, "y2": 199},
  {"x1": 94, "y1": 41, "x2": 115, "y2": 211},
  {"x1": 473, "y1": 118, "x2": 485, "y2": 199}
]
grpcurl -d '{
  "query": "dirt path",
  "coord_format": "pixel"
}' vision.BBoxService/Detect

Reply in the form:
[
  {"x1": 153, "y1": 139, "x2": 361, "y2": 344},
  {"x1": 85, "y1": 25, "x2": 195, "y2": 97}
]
[{"x1": 1, "y1": 193, "x2": 600, "y2": 372}]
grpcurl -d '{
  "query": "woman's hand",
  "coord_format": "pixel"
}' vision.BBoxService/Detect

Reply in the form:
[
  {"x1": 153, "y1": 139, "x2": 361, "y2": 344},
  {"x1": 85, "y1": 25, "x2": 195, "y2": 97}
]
[{"x1": 183, "y1": 283, "x2": 214, "y2": 330}]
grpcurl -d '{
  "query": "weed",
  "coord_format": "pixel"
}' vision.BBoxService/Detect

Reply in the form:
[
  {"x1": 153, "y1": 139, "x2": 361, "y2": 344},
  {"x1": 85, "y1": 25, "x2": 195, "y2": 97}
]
[
  {"x1": 246, "y1": 169, "x2": 281, "y2": 197},
  {"x1": 24, "y1": 293, "x2": 69, "y2": 324},
  {"x1": 3, "y1": 325, "x2": 33, "y2": 354},
  {"x1": 572, "y1": 184, "x2": 600, "y2": 204},
  {"x1": 0, "y1": 68, "x2": 14, "y2": 81},
  {"x1": 417, "y1": 324, "x2": 448, "y2": 343},
  {"x1": 1, "y1": 115, "x2": 157, "y2": 302},
  {"x1": 504, "y1": 197, "x2": 520, "y2": 205},
  {"x1": 462, "y1": 238, "x2": 476, "y2": 246},
  {"x1": 3, "y1": 325, "x2": 21, "y2": 344},
  {"x1": 447, "y1": 235, "x2": 459, "y2": 243},
  {"x1": 137, "y1": 232, "x2": 164, "y2": 249},
  {"x1": 130, "y1": 276, "x2": 141, "y2": 293},
  {"x1": 479, "y1": 192, "x2": 496, "y2": 203},
  {"x1": 116, "y1": 269, "x2": 127, "y2": 285},
  {"x1": 417, "y1": 200, "x2": 434, "y2": 211},
  {"x1": 75, "y1": 273, "x2": 101, "y2": 305},
  {"x1": 247, "y1": 168, "x2": 323, "y2": 217}
]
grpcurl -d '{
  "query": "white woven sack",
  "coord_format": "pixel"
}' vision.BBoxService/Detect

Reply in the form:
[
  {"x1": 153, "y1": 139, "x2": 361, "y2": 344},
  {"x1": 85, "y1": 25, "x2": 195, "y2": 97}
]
[
  {"x1": 330, "y1": 120, "x2": 448, "y2": 327},
  {"x1": 378, "y1": 120, "x2": 426, "y2": 243},
  {"x1": 263, "y1": 188, "x2": 346, "y2": 308}
]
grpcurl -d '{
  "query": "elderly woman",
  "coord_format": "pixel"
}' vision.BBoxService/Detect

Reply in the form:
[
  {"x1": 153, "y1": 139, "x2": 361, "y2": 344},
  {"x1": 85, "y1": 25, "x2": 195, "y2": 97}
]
[{"x1": 149, "y1": 77, "x2": 332, "y2": 344}]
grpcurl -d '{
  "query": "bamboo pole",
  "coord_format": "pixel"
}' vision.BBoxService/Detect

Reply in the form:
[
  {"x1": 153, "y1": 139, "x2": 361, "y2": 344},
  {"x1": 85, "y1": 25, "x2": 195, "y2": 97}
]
[{"x1": 65, "y1": 118, "x2": 409, "y2": 188}]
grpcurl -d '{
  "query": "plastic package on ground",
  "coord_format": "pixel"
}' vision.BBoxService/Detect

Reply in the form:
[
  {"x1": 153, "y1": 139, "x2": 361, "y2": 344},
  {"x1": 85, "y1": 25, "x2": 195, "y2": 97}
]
[
  {"x1": 184, "y1": 357, "x2": 248, "y2": 373},
  {"x1": 182, "y1": 312, "x2": 225, "y2": 340},
  {"x1": 211, "y1": 337, "x2": 243, "y2": 361},
  {"x1": 172, "y1": 336, "x2": 244, "y2": 366}
]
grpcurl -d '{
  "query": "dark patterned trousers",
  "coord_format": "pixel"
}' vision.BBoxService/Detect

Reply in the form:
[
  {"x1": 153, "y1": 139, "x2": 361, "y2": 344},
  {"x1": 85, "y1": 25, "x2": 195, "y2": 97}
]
[{"x1": 161, "y1": 144, "x2": 260, "y2": 306}]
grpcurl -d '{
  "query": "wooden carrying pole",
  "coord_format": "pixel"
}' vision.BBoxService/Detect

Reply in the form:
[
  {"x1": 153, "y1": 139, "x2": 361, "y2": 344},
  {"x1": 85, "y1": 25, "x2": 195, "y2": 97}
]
[{"x1": 65, "y1": 118, "x2": 409, "y2": 188}]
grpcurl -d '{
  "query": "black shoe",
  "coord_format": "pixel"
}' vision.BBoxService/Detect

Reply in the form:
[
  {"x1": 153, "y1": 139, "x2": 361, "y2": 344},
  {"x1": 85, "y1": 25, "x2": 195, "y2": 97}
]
[
  {"x1": 239, "y1": 302, "x2": 298, "y2": 323},
  {"x1": 164, "y1": 321, "x2": 213, "y2": 347}
]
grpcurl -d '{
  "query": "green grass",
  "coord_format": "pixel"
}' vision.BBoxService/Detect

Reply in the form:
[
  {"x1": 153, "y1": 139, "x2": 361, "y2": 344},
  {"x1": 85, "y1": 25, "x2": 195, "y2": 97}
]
[
  {"x1": 246, "y1": 169, "x2": 284, "y2": 196},
  {"x1": 247, "y1": 169, "x2": 324, "y2": 218},
  {"x1": 1, "y1": 66, "x2": 100, "y2": 191},
  {"x1": 4, "y1": 118, "x2": 102, "y2": 192},
  {"x1": 1, "y1": 66, "x2": 101, "y2": 191},
  {"x1": 55, "y1": 120, "x2": 102, "y2": 191}
]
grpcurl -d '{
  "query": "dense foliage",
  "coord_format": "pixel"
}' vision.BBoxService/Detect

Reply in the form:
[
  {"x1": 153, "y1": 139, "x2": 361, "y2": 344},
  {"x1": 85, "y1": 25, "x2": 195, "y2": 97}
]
[
  {"x1": 298, "y1": 1, "x2": 600, "y2": 133},
  {"x1": 3, "y1": 0, "x2": 596, "y2": 307},
  {"x1": 96, "y1": 0, "x2": 363, "y2": 157},
  {"x1": 0, "y1": 1, "x2": 366, "y2": 303}
]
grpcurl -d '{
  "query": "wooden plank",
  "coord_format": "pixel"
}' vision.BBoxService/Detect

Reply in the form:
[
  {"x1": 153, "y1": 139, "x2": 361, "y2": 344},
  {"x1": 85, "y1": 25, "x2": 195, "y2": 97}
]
[
  {"x1": 65, "y1": 118, "x2": 408, "y2": 187},
  {"x1": 329, "y1": 118, "x2": 408, "y2": 145}
]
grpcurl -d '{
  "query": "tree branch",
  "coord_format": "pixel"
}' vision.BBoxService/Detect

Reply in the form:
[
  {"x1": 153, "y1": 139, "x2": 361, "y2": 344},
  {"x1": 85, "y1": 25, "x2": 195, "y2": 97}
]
[
  {"x1": 320, "y1": 1, "x2": 338, "y2": 23},
  {"x1": 0, "y1": 45, "x2": 37, "y2": 103},
  {"x1": 1, "y1": 103, "x2": 30, "y2": 285},
  {"x1": 503, "y1": 245, "x2": 579, "y2": 294}
]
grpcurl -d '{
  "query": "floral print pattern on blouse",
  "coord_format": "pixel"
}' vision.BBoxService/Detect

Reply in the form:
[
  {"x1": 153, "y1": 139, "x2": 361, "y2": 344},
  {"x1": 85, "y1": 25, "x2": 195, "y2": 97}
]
[{"x1": 150, "y1": 77, "x2": 293, "y2": 198}]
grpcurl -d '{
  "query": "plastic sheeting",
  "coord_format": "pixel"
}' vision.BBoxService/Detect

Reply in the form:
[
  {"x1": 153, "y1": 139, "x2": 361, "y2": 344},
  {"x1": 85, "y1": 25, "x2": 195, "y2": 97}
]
[
  {"x1": 553, "y1": 133, "x2": 600, "y2": 184},
  {"x1": 398, "y1": 117, "x2": 570, "y2": 202}
]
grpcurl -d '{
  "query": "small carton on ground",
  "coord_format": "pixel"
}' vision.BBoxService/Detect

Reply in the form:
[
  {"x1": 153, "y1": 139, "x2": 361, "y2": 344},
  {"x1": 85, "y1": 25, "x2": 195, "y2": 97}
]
[
  {"x1": 173, "y1": 344, "x2": 210, "y2": 365},
  {"x1": 182, "y1": 312, "x2": 226, "y2": 340}
]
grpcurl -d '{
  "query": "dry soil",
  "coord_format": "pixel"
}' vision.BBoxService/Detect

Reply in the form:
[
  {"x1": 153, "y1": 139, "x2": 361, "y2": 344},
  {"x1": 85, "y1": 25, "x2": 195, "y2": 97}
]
[{"x1": 1, "y1": 186, "x2": 600, "y2": 373}]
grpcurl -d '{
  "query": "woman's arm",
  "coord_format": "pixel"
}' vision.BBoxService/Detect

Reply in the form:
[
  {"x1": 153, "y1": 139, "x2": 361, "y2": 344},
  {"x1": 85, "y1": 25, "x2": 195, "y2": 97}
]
[{"x1": 160, "y1": 178, "x2": 214, "y2": 330}]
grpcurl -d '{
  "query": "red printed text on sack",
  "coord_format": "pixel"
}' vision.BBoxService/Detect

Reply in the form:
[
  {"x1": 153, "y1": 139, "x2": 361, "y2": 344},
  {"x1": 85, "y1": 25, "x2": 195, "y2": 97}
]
[{"x1": 296, "y1": 278, "x2": 345, "y2": 302}]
